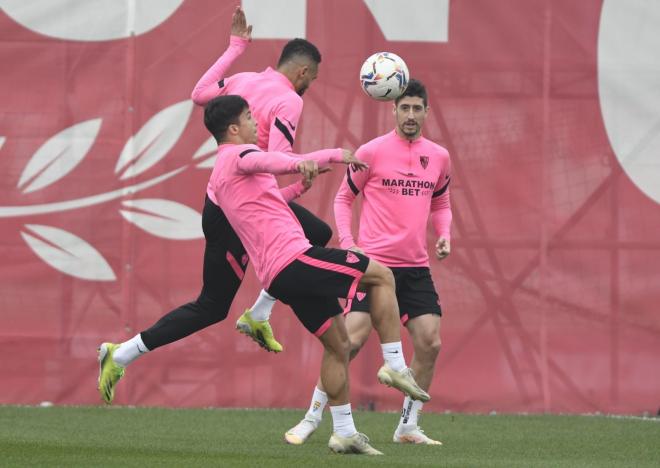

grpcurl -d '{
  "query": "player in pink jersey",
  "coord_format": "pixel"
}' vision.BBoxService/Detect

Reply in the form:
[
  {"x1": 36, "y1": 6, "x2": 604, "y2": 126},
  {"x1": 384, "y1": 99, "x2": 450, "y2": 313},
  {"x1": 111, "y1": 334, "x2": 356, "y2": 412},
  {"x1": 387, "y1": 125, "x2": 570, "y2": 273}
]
[
  {"x1": 96, "y1": 8, "x2": 331, "y2": 404},
  {"x1": 286, "y1": 80, "x2": 452, "y2": 446},
  {"x1": 205, "y1": 94, "x2": 429, "y2": 454},
  {"x1": 190, "y1": 6, "x2": 330, "y2": 352}
]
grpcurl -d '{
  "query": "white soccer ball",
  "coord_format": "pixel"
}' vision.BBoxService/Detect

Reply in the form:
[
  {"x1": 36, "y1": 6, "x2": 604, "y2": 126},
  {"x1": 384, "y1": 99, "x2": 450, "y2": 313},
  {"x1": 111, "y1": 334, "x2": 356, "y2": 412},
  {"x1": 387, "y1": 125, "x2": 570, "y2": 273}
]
[{"x1": 359, "y1": 52, "x2": 409, "y2": 101}]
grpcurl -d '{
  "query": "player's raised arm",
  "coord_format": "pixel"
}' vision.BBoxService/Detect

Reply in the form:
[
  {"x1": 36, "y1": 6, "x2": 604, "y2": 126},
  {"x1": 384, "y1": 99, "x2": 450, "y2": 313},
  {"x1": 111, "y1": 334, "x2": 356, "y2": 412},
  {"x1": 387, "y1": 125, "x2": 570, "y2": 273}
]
[{"x1": 191, "y1": 6, "x2": 252, "y2": 105}]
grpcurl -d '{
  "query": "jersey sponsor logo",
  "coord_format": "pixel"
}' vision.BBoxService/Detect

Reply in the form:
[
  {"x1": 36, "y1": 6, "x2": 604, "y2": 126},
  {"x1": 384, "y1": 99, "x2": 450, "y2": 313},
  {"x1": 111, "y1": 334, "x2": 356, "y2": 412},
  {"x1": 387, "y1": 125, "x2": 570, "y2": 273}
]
[
  {"x1": 382, "y1": 178, "x2": 435, "y2": 189},
  {"x1": 346, "y1": 251, "x2": 360, "y2": 264},
  {"x1": 382, "y1": 178, "x2": 435, "y2": 197},
  {"x1": 419, "y1": 155, "x2": 429, "y2": 169}
]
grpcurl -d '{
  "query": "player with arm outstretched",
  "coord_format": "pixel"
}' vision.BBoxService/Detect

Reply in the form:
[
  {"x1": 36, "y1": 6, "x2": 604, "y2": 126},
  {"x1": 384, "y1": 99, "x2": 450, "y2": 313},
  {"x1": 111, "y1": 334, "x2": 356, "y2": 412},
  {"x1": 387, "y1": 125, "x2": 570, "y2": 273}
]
[
  {"x1": 190, "y1": 6, "x2": 332, "y2": 352},
  {"x1": 97, "y1": 6, "x2": 351, "y2": 403},
  {"x1": 204, "y1": 95, "x2": 428, "y2": 454}
]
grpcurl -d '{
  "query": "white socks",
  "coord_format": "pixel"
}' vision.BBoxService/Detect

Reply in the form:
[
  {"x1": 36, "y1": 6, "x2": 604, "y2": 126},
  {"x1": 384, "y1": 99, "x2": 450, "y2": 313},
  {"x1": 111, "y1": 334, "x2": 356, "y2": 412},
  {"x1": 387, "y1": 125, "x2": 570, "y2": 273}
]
[
  {"x1": 249, "y1": 289, "x2": 276, "y2": 321},
  {"x1": 330, "y1": 403, "x2": 357, "y2": 437},
  {"x1": 305, "y1": 387, "x2": 328, "y2": 422},
  {"x1": 112, "y1": 334, "x2": 149, "y2": 367},
  {"x1": 381, "y1": 342, "x2": 406, "y2": 371},
  {"x1": 399, "y1": 396, "x2": 424, "y2": 428}
]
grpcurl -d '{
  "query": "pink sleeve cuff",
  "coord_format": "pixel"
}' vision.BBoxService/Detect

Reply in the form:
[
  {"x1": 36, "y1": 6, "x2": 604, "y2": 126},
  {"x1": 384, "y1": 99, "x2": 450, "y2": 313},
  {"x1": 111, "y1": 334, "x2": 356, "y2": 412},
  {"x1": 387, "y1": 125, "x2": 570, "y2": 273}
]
[{"x1": 229, "y1": 35, "x2": 249, "y2": 49}]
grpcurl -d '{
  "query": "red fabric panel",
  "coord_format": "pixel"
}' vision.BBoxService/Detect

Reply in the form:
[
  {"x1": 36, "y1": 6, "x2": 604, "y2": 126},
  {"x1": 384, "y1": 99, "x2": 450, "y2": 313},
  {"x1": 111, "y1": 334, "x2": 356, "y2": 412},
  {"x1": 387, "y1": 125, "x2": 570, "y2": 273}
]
[{"x1": 0, "y1": 0, "x2": 658, "y2": 415}]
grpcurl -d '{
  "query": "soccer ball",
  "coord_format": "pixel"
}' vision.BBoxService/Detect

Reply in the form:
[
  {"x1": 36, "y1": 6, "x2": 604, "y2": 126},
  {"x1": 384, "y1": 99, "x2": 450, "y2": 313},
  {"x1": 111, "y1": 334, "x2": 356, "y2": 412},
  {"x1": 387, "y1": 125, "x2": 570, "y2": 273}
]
[{"x1": 359, "y1": 52, "x2": 409, "y2": 101}]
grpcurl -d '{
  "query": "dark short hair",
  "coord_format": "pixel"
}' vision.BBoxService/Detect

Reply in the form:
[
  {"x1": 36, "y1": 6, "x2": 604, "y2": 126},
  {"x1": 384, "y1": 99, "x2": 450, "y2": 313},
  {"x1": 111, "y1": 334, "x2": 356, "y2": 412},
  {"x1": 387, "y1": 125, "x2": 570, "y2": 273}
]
[
  {"x1": 277, "y1": 38, "x2": 322, "y2": 67},
  {"x1": 395, "y1": 78, "x2": 428, "y2": 107},
  {"x1": 204, "y1": 95, "x2": 249, "y2": 142}
]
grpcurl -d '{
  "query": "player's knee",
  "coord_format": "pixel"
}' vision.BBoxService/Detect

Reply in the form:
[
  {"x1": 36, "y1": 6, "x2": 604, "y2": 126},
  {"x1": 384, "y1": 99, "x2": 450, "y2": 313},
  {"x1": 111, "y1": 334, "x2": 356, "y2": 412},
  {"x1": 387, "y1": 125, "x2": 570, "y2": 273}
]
[
  {"x1": 376, "y1": 262, "x2": 395, "y2": 288},
  {"x1": 420, "y1": 335, "x2": 441, "y2": 359},
  {"x1": 348, "y1": 340, "x2": 363, "y2": 360},
  {"x1": 196, "y1": 292, "x2": 230, "y2": 324},
  {"x1": 327, "y1": 334, "x2": 350, "y2": 359}
]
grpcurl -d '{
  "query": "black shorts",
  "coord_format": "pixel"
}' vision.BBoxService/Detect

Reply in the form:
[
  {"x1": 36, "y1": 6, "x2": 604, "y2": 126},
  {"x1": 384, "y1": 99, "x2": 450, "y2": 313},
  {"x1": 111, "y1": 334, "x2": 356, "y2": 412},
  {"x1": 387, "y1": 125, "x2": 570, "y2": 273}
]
[
  {"x1": 267, "y1": 246, "x2": 370, "y2": 336},
  {"x1": 345, "y1": 267, "x2": 442, "y2": 325}
]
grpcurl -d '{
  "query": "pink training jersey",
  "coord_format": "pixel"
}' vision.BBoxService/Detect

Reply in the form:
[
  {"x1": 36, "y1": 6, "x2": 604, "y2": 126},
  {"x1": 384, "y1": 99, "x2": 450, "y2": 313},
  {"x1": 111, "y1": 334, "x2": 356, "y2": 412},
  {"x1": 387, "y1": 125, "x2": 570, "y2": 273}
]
[
  {"x1": 191, "y1": 36, "x2": 307, "y2": 201},
  {"x1": 207, "y1": 144, "x2": 343, "y2": 288},
  {"x1": 334, "y1": 130, "x2": 452, "y2": 268},
  {"x1": 191, "y1": 36, "x2": 302, "y2": 154}
]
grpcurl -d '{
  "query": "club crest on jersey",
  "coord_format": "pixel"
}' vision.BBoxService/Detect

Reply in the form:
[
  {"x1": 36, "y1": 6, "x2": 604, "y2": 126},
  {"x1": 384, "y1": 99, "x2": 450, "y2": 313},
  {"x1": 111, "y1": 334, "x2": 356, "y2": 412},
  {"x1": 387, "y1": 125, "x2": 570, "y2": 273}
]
[
  {"x1": 241, "y1": 254, "x2": 249, "y2": 266},
  {"x1": 419, "y1": 155, "x2": 429, "y2": 169},
  {"x1": 346, "y1": 251, "x2": 360, "y2": 264},
  {"x1": 356, "y1": 292, "x2": 367, "y2": 301}
]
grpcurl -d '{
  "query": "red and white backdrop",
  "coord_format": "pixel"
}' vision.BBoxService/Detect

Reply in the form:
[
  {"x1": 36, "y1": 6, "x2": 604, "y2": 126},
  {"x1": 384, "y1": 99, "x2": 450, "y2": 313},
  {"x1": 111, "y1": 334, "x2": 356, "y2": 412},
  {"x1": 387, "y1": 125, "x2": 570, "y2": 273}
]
[{"x1": 0, "y1": 0, "x2": 658, "y2": 414}]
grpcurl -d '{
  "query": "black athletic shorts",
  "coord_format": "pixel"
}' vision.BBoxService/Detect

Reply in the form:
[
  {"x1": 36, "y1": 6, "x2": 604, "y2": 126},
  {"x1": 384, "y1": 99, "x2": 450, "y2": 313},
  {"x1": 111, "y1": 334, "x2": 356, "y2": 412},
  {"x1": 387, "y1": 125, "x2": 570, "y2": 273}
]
[
  {"x1": 267, "y1": 246, "x2": 370, "y2": 336},
  {"x1": 345, "y1": 266, "x2": 442, "y2": 325}
]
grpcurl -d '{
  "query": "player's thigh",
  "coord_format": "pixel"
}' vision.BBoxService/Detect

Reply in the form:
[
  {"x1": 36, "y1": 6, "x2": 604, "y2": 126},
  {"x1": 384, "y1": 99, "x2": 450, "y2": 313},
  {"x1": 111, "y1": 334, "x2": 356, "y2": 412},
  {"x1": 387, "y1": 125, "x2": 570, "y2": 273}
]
[
  {"x1": 200, "y1": 198, "x2": 247, "y2": 303},
  {"x1": 357, "y1": 258, "x2": 395, "y2": 290},
  {"x1": 317, "y1": 313, "x2": 350, "y2": 353},
  {"x1": 283, "y1": 294, "x2": 344, "y2": 338},
  {"x1": 270, "y1": 246, "x2": 369, "y2": 300},
  {"x1": 397, "y1": 267, "x2": 442, "y2": 324},
  {"x1": 288, "y1": 202, "x2": 332, "y2": 247}
]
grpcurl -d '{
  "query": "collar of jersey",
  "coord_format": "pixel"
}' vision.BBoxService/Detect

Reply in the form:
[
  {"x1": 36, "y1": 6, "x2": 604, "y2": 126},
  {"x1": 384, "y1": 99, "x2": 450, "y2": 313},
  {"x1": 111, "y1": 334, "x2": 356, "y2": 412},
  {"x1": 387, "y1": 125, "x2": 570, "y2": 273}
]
[
  {"x1": 263, "y1": 67, "x2": 296, "y2": 92},
  {"x1": 391, "y1": 129, "x2": 424, "y2": 145}
]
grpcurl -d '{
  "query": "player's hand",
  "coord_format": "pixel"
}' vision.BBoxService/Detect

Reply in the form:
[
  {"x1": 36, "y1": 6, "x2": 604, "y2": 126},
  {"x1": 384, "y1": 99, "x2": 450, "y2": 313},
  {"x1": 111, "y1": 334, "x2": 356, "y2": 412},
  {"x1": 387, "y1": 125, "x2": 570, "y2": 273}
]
[
  {"x1": 435, "y1": 237, "x2": 450, "y2": 260},
  {"x1": 231, "y1": 5, "x2": 253, "y2": 41},
  {"x1": 301, "y1": 167, "x2": 331, "y2": 191},
  {"x1": 349, "y1": 245, "x2": 365, "y2": 255},
  {"x1": 301, "y1": 176, "x2": 313, "y2": 191},
  {"x1": 341, "y1": 149, "x2": 369, "y2": 171},
  {"x1": 297, "y1": 160, "x2": 319, "y2": 184}
]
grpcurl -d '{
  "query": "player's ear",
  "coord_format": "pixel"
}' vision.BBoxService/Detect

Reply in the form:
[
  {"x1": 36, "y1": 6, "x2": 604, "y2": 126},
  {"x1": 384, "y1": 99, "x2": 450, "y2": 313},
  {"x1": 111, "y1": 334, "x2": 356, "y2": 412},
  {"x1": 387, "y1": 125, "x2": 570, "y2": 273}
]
[{"x1": 228, "y1": 123, "x2": 239, "y2": 135}]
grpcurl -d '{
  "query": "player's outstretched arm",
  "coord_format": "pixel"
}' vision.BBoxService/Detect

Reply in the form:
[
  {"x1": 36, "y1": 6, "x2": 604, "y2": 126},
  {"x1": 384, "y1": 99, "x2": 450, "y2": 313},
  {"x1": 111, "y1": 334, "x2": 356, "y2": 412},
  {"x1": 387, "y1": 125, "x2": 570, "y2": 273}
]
[
  {"x1": 237, "y1": 147, "x2": 366, "y2": 178},
  {"x1": 190, "y1": 6, "x2": 252, "y2": 105}
]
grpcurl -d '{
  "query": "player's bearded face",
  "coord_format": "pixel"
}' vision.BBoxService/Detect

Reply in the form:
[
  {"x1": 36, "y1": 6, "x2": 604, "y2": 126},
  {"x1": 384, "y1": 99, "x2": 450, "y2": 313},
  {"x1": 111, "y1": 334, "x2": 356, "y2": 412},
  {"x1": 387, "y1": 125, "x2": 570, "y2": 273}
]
[
  {"x1": 296, "y1": 63, "x2": 318, "y2": 96},
  {"x1": 395, "y1": 97, "x2": 427, "y2": 138}
]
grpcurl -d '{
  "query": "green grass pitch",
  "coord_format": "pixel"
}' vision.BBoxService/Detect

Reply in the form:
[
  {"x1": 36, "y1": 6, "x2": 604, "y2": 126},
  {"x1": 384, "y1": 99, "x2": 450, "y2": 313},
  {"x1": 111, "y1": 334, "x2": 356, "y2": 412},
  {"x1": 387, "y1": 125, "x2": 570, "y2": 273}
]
[{"x1": 1, "y1": 406, "x2": 658, "y2": 467}]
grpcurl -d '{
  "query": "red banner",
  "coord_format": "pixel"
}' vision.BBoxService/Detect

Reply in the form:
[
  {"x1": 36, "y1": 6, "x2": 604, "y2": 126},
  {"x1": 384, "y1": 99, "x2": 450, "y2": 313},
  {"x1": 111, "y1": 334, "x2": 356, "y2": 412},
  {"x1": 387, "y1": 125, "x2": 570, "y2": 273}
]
[{"x1": 1, "y1": 0, "x2": 658, "y2": 414}]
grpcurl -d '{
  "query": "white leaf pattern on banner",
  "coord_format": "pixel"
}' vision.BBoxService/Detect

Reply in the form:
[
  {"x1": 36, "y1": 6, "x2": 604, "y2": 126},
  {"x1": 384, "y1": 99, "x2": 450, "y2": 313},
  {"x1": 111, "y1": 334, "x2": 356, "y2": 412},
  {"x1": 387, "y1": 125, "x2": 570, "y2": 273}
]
[
  {"x1": 119, "y1": 198, "x2": 203, "y2": 240},
  {"x1": 21, "y1": 224, "x2": 116, "y2": 281},
  {"x1": 193, "y1": 136, "x2": 217, "y2": 168},
  {"x1": 17, "y1": 119, "x2": 102, "y2": 194},
  {"x1": 115, "y1": 100, "x2": 193, "y2": 180},
  {"x1": 0, "y1": 137, "x2": 5, "y2": 151}
]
